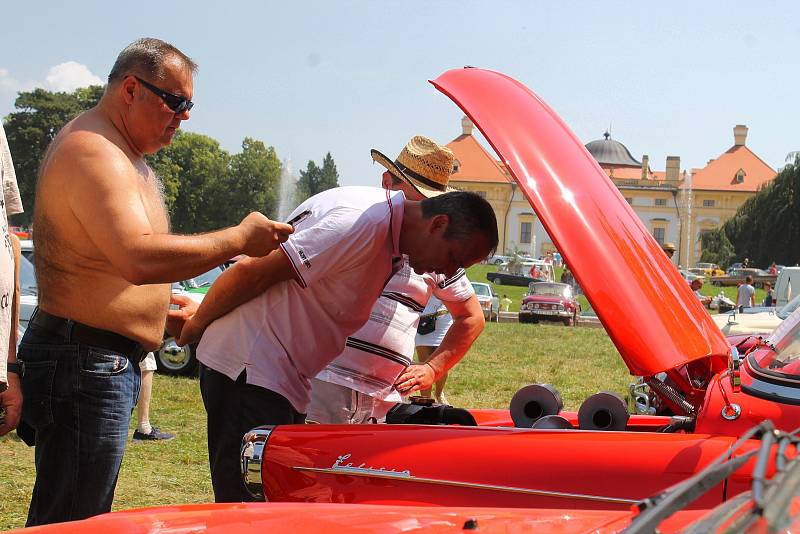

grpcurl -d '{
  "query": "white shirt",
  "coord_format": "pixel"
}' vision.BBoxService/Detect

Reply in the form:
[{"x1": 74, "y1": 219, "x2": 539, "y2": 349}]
[
  {"x1": 198, "y1": 186, "x2": 404, "y2": 412},
  {"x1": 315, "y1": 262, "x2": 473, "y2": 401},
  {"x1": 0, "y1": 124, "x2": 21, "y2": 386}
]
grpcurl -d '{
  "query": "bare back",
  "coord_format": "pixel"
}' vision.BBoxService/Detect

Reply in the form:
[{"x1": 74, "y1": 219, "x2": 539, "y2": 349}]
[{"x1": 35, "y1": 108, "x2": 170, "y2": 349}]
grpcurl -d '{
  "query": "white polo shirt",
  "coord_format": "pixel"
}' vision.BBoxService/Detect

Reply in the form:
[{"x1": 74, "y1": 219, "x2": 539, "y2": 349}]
[
  {"x1": 197, "y1": 186, "x2": 405, "y2": 412},
  {"x1": 315, "y1": 262, "x2": 473, "y2": 401}
]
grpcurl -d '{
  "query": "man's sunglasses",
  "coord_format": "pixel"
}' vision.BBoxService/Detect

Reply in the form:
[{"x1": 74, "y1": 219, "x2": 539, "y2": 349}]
[{"x1": 134, "y1": 76, "x2": 194, "y2": 114}]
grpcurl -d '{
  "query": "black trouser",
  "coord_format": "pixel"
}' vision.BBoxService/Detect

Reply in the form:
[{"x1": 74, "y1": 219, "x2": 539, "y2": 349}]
[{"x1": 199, "y1": 364, "x2": 305, "y2": 502}]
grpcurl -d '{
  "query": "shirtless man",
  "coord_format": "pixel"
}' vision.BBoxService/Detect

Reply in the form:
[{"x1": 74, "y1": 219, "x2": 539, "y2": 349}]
[{"x1": 17, "y1": 38, "x2": 292, "y2": 526}]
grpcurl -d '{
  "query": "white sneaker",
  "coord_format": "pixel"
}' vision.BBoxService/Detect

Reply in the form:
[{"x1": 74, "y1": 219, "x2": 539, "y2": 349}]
[{"x1": 436, "y1": 392, "x2": 449, "y2": 405}]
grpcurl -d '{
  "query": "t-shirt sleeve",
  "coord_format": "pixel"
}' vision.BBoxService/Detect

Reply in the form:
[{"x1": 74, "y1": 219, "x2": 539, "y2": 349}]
[
  {"x1": 281, "y1": 207, "x2": 385, "y2": 288},
  {"x1": 433, "y1": 270, "x2": 474, "y2": 303}
]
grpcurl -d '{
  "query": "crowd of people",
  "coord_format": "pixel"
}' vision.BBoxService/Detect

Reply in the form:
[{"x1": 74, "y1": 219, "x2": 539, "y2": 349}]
[{"x1": 0, "y1": 38, "x2": 498, "y2": 525}]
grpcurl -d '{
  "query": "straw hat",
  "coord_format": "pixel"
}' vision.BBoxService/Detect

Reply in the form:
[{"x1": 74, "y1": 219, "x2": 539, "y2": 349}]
[
  {"x1": 662, "y1": 242, "x2": 676, "y2": 252},
  {"x1": 371, "y1": 135, "x2": 456, "y2": 198}
]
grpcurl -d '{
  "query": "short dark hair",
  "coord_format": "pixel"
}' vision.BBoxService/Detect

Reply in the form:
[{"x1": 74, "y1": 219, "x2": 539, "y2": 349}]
[
  {"x1": 745, "y1": 275, "x2": 754, "y2": 284},
  {"x1": 421, "y1": 191, "x2": 498, "y2": 254},
  {"x1": 108, "y1": 38, "x2": 197, "y2": 84}
]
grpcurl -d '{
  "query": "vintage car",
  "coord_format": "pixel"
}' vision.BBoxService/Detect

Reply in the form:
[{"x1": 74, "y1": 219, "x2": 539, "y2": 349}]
[
  {"x1": 486, "y1": 259, "x2": 553, "y2": 286},
  {"x1": 16, "y1": 422, "x2": 800, "y2": 533},
  {"x1": 232, "y1": 67, "x2": 800, "y2": 512},
  {"x1": 711, "y1": 294, "x2": 800, "y2": 336},
  {"x1": 471, "y1": 282, "x2": 499, "y2": 322},
  {"x1": 696, "y1": 262, "x2": 725, "y2": 277},
  {"x1": 518, "y1": 281, "x2": 580, "y2": 325}
]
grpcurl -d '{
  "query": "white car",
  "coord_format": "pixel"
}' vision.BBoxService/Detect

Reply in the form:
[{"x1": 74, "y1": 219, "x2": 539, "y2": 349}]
[
  {"x1": 486, "y1": 254, "x2": 514, "y2": 265},
  {"x1": 712, "y1": 294, "x2": 800, "y2": 335},
  {"x1": 471, "y1": 282, "x2": 499, "y2": 322}
]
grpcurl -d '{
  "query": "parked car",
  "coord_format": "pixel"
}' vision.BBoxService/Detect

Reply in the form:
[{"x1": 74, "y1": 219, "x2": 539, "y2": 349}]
[
  {"x1": 486, "y1": 259, "x2": 553, "y2": 286},
  {"x1": 470, "y1": 282, "x2": 499, "y2": 322},
  {"x1": 486, "y1": 254, "x2": 513, "y2": 265},
  {"x1": 235, "y1": 67, "x2": 800, "y2": 513},
  {"x1": 695, "y1": 262, "x2": 724, "y2": 277},
  {"x1": 17, "y1": 254, "x2": 37, "y2": 342},
  {"x1": 711, "y1": 293, "x2": 800, "y2": 336},
  {"x1": 678, "y1": 268, "x2": 705, "y2": 283},
  {"x1": 775, "y1": 266, "x2": 800, "y2": 308},
  {"x1": 518, "y1": 281, "x2": 579, "y2": 325},
  {"x1": 19, "y1": 239, "x2": 33, "y2": 262}
]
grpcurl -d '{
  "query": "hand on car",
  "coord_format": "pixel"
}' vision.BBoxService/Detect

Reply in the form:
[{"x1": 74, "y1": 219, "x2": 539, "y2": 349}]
[
  {"x1": 0, "y1": 374, "x2": 22, "y2": 437},
  {"x1": 239, "y1": 212, "x2": 293, "y2": 258},
  {"x1": 394, "y1": 363, "x2": 436, "y2": 395}
]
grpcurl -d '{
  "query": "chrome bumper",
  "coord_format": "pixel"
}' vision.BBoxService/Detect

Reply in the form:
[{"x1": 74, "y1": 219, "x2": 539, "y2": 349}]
[{"x1": 240, "y1": 426, "x2": 274, "y2": 500}]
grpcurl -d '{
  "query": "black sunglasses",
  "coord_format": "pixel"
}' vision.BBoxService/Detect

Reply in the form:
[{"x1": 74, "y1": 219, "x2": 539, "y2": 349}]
[{"x1": 134, "y1": 76, "x2": 194, "y2": 114}]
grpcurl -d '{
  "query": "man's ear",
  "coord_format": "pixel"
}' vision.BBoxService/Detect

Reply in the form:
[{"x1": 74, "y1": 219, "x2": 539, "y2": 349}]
[
  {"x1": 120, "y1": 76, "x2": 137, "y2": 106},
  {"x1": 429, "y1": 214, "x2": 450, "y2": 234}
]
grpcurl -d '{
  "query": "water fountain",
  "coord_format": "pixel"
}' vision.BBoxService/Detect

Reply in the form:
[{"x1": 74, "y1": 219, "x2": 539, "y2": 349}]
[{"x1": 278, "y1": 158, "x2": 299, "y2": 222}]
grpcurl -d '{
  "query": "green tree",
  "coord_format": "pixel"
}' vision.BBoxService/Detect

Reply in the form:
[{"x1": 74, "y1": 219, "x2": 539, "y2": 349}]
[
  {"x1": 3, "y1": 85, "x2": 105, "y2": 224},
  {"x1": 151, "y1": 131, "x2": 231, "y2": 233},
  {"x1": 296, "y1": 152, "x2": 340, "y2": 203},
  {"x1": 219, "y1": 137, "x2": 281, "y2": 224},
  {"x1": 700, "y1": 229, "x2": 736, "y2": 268}
]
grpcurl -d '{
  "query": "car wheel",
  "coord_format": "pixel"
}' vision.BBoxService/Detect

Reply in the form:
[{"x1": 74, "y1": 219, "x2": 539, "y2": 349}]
[
  {"x1": 490, "y1": 277, "x2": 501, "y2": 284},
  {"x1": 156, "y1": 336, "x2": 199, "y2": 376},
  {"x1": 493, "y1": 259, "x2": 503, "y2": 265}
]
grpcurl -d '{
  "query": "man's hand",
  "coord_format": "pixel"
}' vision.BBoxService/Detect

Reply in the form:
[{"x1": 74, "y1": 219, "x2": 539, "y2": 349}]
[
  {"x1": 166, "y1": 294, "x2": 199, "y2": 339},
  {"x1": 394, "y1": 363, "x2": 436, "y2": 395},
  {"x1": 239, "y1": 213, "x2": 293, "y2": 258},
  {"x1": 0, "y1": 374, "x2": 22, "y2": 436},
  {"x1": 176, "y1": 315, "x2": 204, "y2": 347}
]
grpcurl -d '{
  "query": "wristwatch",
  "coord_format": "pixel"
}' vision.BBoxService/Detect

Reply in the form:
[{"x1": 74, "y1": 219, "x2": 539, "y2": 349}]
[{"x1": 7, "y1": 361, "x2": 24, "y2": 378}]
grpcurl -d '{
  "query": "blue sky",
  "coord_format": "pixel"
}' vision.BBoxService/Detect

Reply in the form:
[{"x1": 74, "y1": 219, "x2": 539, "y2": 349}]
[{"x1": 2, "y1": 1, "x2": 798, "y2": 186}]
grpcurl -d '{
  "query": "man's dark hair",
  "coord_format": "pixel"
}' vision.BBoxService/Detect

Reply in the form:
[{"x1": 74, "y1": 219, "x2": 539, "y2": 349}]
[
  {"x1": 421, "y1": 191, "x2": 498, "y2": 254},
  {"x1": 745, "y1": 275, "x2": 754, "y2": 284},
  {"x1": 108, "y1": 38, "x2": 197, "y2": 84}
]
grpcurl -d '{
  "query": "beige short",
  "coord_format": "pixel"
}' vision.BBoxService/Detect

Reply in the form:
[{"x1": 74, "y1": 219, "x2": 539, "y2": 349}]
[{"x1": 139, "y1": 352, "x2": 157, "y2": 372}]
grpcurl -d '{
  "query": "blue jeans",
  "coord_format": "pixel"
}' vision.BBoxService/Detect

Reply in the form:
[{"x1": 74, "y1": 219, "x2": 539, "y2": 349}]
[{"x1": 18, "y1": 324, "x2": 141, "y2": 526}]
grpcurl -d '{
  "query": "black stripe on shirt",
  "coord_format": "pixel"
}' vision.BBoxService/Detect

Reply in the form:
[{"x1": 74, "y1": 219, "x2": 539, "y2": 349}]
[
  {"x1": 345, "y1": 337, "x2": 412, "y2": 366},
  {"x1": 381, "y1": 291, "x2": 425, "y2": 312},
  {"x1": 438, "y1": 268, "x2": 465, "y2": 289}
]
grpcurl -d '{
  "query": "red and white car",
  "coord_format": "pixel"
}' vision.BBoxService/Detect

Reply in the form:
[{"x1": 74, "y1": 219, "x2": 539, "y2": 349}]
[{"x1": 518, "y1": 281, "x2": 580, "y2": 325}]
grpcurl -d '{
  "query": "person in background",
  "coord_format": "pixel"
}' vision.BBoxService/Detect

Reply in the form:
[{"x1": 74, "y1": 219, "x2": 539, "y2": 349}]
[
  {"x1": 662, "y1": 242, "x2": 676, "y2": 261},
  {"x1": 0, "y1": 122, "x2": 24, "y2": 437},
  {"x1": 500, "y1": 294, "x2": 512, "y2": 312},
  {"x1": 132, "y1": 353, "x2": 174, "y2": 441},
  {"x1": 763, "y1": 282, "x2": 775, "y2": 307},
  {"x1": 689, "y1": 279, "x2": 712, "y2": 307},
  {"x1": 769, "y1": 262, "x2": 778, "y2": 276},
  {"x1": 736, "y1": 275, "x2": 756, "y2": 312},
  {"x1": 307, "y1": 136, "x2": 483, "y2": 425}
]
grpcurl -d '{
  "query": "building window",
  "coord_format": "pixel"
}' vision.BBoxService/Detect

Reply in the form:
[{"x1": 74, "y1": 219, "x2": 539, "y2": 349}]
[
  {"x1": 703, "y1": 199, "x2": 715, "y2": 208},
  {"x1": 625, "y1": 197, "x2": 633, "y2": 205},
  {"x1": 654, "y1": 198, "x2": 667, "y2": 207},
  {"x1": 520, "y1": 222, "x2": 532, "y2": 244},
  {"x1": 473, "y1": 190, "x2": 487, "y2": 199},
  {"x1": 653, "y1": 227, "x2": 665, "y2": 245},
  {"x1": 733, "y1": 169, "x2": 746, "y2": 184},
  {"x1": 452, "y1": 159, "x2": 461, "y2": 174}
]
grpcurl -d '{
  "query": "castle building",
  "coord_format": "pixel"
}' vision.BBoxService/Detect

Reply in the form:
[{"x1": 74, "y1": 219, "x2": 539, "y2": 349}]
[{"x1": 447, "y1": 118, "x2": 776, "y2": 267}]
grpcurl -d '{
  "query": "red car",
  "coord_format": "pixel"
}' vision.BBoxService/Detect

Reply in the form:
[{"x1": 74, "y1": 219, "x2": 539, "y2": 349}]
[
  {"x1": 518, "y1": 281, "x2": 580, "y2": 325},
  {"x1": 16, "y1": 67, "x2": 800, "y2": 533}
]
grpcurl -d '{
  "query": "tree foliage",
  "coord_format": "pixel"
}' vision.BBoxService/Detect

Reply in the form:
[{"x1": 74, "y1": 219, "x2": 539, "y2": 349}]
[
  {"x1": 4, "y1": 86, "x2": 105, "y2": 224},
  {"x1": 713, "y1": 160, "x2": 800, "y2": 267},
  {"x1": 296, "y1": 152, "x2": 340, "y2": 203}
]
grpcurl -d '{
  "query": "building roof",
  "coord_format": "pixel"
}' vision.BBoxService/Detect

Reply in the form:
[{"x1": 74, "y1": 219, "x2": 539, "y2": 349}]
[
  {"x1": 687, "y1": 144, "x2": 776, "y2": 192},
  {"x1": 446, "y1": 133, "x2": 510, "y2": 184},
  {"x1": 585, "y1": 132, "x2": 641, "y2": 167}
]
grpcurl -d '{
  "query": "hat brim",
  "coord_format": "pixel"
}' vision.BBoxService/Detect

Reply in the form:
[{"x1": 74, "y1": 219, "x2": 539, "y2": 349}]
[{"x1": 371, "y1": 149, "x2": 456, "y2": 198}]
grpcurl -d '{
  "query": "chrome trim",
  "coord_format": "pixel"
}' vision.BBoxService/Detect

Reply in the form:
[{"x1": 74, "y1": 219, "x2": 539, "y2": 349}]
[
  {"x1": 721, "y1": 403, "x2": 742, "y2": 421},
  {"x1": 241, "y1": 426, "x2": 274, "y2": 501},
  {"x1": 293, "y1": 466, "x2": 638, "y2": 504}
]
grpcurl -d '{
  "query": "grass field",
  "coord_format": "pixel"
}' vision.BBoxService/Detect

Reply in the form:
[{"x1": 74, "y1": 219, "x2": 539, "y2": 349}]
[{"x1": 0, "y1": 322, "x2": 628, "y2": 530}]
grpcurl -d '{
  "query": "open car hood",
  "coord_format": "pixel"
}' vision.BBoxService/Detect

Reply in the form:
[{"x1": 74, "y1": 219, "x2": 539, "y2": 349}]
[{"x1": 431, "y1": 68, "x2": 729, "y2": 377}]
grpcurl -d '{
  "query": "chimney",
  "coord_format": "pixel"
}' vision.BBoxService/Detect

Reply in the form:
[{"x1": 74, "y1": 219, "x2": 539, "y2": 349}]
[
  {"x1": 733, "y1": 124, "x2": 748, "y2": 146},
  {"x1": 461, "y1": 115, "x2": 474, "y2": 136},
  {"x1": 665, "y1": 156, "x2": 680, "y2": 182},
  {"x1": 641, "y1": 155, "x2": 649, "y2": 180}
]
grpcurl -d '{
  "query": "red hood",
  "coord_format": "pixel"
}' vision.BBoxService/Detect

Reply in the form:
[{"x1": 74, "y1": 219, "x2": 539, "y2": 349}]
[
  {"x1": 13, "y1": 502, "x2": 707, "y2": 533},
  {"x1": 431, "y1": 68, "x2": 729, "y2": 377}
]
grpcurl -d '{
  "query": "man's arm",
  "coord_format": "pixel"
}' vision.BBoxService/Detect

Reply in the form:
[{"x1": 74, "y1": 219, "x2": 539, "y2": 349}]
[
  {"x1": 395, "y1": 294, "x2": 484, "y2": 394},
  {"x1": 0, "y1": 235, "x2": 22, "y2": 436},
  {"x1": 176, "y1": 249, "x2": 297, "y2": 346},
  {"x1": 64, "y1": 136, "x2": 292, "y2": 284}
]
